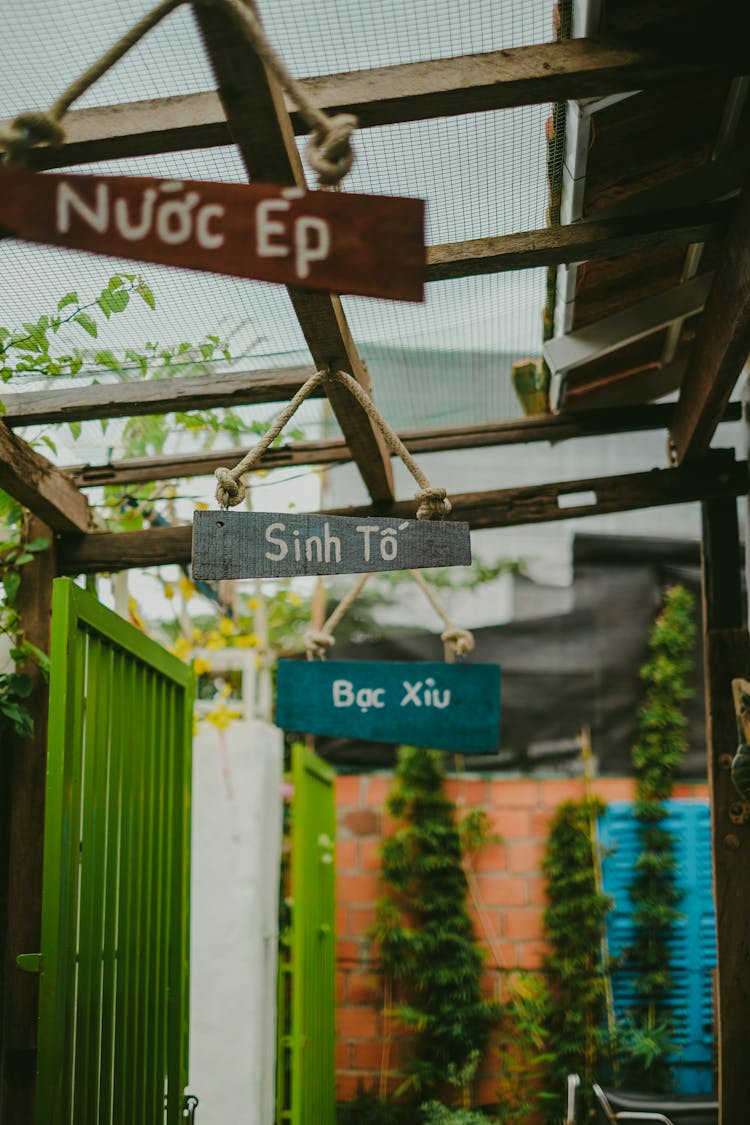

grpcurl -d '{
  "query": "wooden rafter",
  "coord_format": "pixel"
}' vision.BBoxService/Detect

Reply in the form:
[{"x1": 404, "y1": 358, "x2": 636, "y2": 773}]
[
  {"x1": 8, "y1": 38, "x2": 750, "y2": 170},
  {"x1": 194, "y1": 1, "x2": 394, "y2": 503},
  {"x1": 57, "y1": 450, "x2": 747, "y2": 573},
  {"x1": 67, "y1": 402, "x2": 743, "y2": 488},
  {"x1": 0, "y1": 423, "x2": 89, "y2": 533},
  {"x1": 669, "y1": 176, "x2": 750, "y2": 463}
]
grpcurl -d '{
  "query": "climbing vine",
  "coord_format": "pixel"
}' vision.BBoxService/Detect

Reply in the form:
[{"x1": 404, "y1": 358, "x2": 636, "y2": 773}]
[
  {"x1": 616, "y1": 584, "x2": 695, "y2": 1092},
  {"x1": 372, "y1": 745, "x2": 499, "y2": 1106}
]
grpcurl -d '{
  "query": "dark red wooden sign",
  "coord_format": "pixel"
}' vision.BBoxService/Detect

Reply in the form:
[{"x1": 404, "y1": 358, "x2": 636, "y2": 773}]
[{"x1": 0, "y1": 167, "x2": 425, "y2": 302}]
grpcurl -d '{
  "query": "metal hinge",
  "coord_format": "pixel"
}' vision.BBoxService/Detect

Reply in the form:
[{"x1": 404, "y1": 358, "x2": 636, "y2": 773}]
[{"x1": 182, "y1": 1094, "x2": 199, "y2": 1122}]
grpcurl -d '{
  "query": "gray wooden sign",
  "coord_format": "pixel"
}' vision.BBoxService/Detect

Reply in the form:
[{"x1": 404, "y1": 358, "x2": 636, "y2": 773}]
[{"x1": 192, "y1": 510, "x2": 471, "y2": 579}]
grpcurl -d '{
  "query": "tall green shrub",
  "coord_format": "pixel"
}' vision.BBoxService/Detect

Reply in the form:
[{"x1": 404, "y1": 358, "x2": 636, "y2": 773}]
[
  {"x1": 542, "y1": 796, "x2": 611, "y2": 1121},
  {"x1": 373, "y1": 745, "x2": 498, "y2": 1104},
  {"x1": 618, "y1": 584, "x2": 695, "y2": 1091}
]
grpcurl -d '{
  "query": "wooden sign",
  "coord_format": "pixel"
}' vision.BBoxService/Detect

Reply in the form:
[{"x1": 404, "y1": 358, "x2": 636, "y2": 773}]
[
  {"x1": 0, "y1": 166, "x2": 425, "y2": 302},
  {"x1": 192, "y1": 510, "x2": 471, "y2": 579},
  {"x1": 276, "y1": 659, "x2": 501, "y2": 751}
]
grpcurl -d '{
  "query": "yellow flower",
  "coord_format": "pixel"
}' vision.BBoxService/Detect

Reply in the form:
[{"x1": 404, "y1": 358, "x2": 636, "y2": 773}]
[
  {"x1": 205, "y1": 701, "x2": 242, "y2": 730},
  {"x1": 164, "y1": 583, "x2": 175, "y2": 600},
  {"x1": 195, "y1": 501, "x2": 209, "y2": 511},
  {"x1": 170, "y1": 636, "x2": 193, "y2": 661},
  {"x1": 287, "y1": 592, "x2": 302, "y2": 607},
  {"x1": 218, "y1": 616, "x2": 235, "y2": 637},
  {"x1": 191, "y1": 627, "x2": 203, "y2": 642},
  {"x1": 235, "y1": 633, "x2": 259, "y2": 648},
  {"x1": 193, "y1": 657, "x2": 212, "y2": 676},
  {"x1": 128, "y1": 597, "x2": 146, "y2": 631},
  {"x1": 247, "y1": 597, "x2": 259, "y2": 610},
  {"x1": 220, "y1": 682, "x2": 232, "y2": 698},
  {"x1": 205, "y1": 630, "x2": 225, "y2": 651},
  {"x1": 179, "y1": 576, "x2": 196, "y2": 600}
]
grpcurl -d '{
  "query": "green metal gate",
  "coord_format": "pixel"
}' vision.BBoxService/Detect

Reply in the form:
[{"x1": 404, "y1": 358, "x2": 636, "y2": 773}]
[
  {"x1": 26, "y1": 578, "x2": 194, "y2": 1125},
  {"x1": 277, "y1": 744, "x2": 336, "y2": 1125}
]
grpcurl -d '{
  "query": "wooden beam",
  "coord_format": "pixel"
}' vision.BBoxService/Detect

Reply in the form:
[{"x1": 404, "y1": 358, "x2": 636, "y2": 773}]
[
  {"x1": 427, "y1": 203, "x2": 730, "y2": 281},
  {"x1": 0, "y1": 518, "x2": 56, "y2": 1123},
  {"x1": 194, "y1": 1, "x2": 394, "y2": 503},
  {"x1": 57, "y1": 450, "x2": 747, "y2": 573},
  {"x1": 594, "y1": 151, "x2": 746, "y2": 220},
  {"x1": 669, "y1": 177, "x2": 750, "y2": 464},
  {"x1": 543, "y1": 273, "x2": 712, "y2": 376},
  {"x1": 1, "y1": 365, "x2": 319, "y2": 428},
  {"x1": 0, "y1": 424, "x2": 90, "y2": 533},
  {"x1": 701, "y1": 496, "x2": 750, "y2": 1125},
  {"x1": 68, "y1": 401, "x2": 743, "y2": 489},
  {"x1": 10, "y1": 38, "x2": 750, "y2": 170}
]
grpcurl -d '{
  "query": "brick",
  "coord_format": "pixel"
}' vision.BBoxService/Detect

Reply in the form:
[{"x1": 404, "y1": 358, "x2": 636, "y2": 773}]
[
  {"x1": 475, "y1": 874, "x2": 528, "y2": 906},
  {"x1": 339, "y1": 873, "x2": 380, "y2": 906},
  {"x1": 517, "y1": 938, "x2": 553, "y2": 969},
  {"x1": 477, "y1": 1076, "x2": 499, "y2": 1109},
  {"x1": 593, "y1": 777, "x2": 635, "y2": 801},
  {"x1": 336, "y1": 1074, "x2": 365, "y2": 1100},
  {"x1": 336, "y1": 839, "x2": 358, "y2": 871},
  {"x1": 538, "y1": 778, "x2": 586, "y2": 805},
  {"x1": 489, "y1": 779, "x2": 539, "y2": 807},
  {"x1": 507, "y1": 840, "x2": 546, "y2": 874},
  {"x1": 359, "y1": 838, "x2": 382, "y2": 871},
  {"x1": 338, "y1": 1005, "x2": 380, "y2": 1039},
  {"x1": 673, "y1": 782, "x2": 710, "y2": 799},
  {"x1": 503, "y1": 908, "x2": 544, "y2": 941},
  {"x1": 348, "y1": 906, "x2": 378, "y2": 937},
  {"x1": 526, "y1": 876, "x2": 548, "y2": 906},
  {"x1": 351, "y1": 1040, "x2": 387, "y2": 1070},
  {"x1": 530, "y1": 807, "x2": 554, "y2": 836},
  {"x1": 336, "y1": 773, "x2": 362, "y2": 807},
  {"x1": 348, "y1": 970, "x2": 381, "y2": 1004},
  {"x1": 471, "y1": 842, "x2": 509, "y2": 873},
  {"x1": 365, "y1": 774, "x2": 392, "y2": 807},
  {"x1": 337, "y1": 970, "x2": 348, "y2": 1003},
  {"x1": 336, "y1": 907, "x2": 349, "y2": 936},
  {"x1": 336, "y1": 1039, "x2": 351, "y2": 1069},
  {"x1": 343, "y1": 809, "x2": 381, "y2": 837},
  {"x1": 336, "y1": 939, "x2": 360, "y2": 963},
  {"x1": 446, "y1": 777, "x2": 489, "y2": 806},
  {"x1": 487, "y1": 807, "x2": 533, "y2": 839}
]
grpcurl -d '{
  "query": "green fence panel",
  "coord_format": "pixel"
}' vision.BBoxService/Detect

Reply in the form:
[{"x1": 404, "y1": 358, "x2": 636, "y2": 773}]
[
  {"x1": 277, "y1": 744, "x2": 336, "y2": 1125},
  {"x1": 31, "y1": 578, "x2": 193, "y2": 1125}
]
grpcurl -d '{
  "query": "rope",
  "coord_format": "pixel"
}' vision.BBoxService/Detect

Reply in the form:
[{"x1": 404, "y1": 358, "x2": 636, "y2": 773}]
[
  {"x1": 408, "y1": 568, "x2": 475, "y2": 657},
  {"x1": 214, "y1": 367, "x2": 452, "y2": 519},
  {"x1": 304, "y1": 572, "x2": 372, "y2": 659},
  {"x1": 0, "y1": 0, "x2": 357, "y2": 186},
  {"x1": 214, "y1": 369, "x2": 326, "y2": 507}
]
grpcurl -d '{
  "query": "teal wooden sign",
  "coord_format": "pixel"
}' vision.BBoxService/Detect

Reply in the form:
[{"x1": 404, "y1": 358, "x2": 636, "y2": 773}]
[{"x1": 275, "y1": 660, "x2": 501, "y2": 751}]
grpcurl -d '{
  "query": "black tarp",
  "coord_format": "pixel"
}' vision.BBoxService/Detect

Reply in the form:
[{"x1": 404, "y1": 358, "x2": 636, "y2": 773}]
[{"x1": 303, "y1": 534, "x2": 716, "y2": 778}]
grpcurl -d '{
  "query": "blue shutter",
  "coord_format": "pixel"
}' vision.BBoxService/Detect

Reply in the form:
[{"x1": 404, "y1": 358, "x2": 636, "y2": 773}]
[{"x1": 599, "y1": 800, "x2": 716, "y2": 1094}]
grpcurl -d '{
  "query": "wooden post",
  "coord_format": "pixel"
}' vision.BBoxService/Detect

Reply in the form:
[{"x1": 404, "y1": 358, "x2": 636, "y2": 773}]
[
  {"x1": 701, "y1": 495, "x2": 750, "y2": 1124},
  {"x1": 0, "y1": 517, "x2": 56, "y2": 1123}
]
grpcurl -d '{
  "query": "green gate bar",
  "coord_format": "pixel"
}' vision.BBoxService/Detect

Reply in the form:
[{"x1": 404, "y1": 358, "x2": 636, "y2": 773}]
[{"x1": 27, "y1": 578, "x2": 193, "y2": 1125}]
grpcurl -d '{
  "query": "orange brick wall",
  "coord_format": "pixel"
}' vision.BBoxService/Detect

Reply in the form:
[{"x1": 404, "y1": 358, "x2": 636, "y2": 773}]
[{"x1": 334, "y1": 773, "x2": 710, "y2": 1105}]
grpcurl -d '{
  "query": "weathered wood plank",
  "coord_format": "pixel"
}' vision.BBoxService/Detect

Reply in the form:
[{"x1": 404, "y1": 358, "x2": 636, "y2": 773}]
[
  {"x1": 427, "y1": 203, "x2": 730, "y2": 281},
  {"x1": 68, "y1": 401, "x2": 742, "y2": 488},
  {"x1": 276, "y1": 659, "x2": 500, "y2": 752},
  {"x1": 669, "y1": 177, "x2": 750, "y2": 464},
  {"x1": 9, "y1": 38, "x2": 750, "y2": 170},
  {"x1": 195, "y1": 0, "x2": 394, "y2": 504},
  {"x1": 701, "y1": 495, "x2": 750, "y2": 1125},
  {"x1": 0, "y1": 168, "x2": 425, "y2": 303},
  {"x1": 191, "y1": 510, "x2": 471, "y2": 579},
  {"x1": 1, "y1": 366, "x2": 321, "y2": 428},
  {"x1": 0, "y1": 424, "x2": 90, "y2": 533},
  {"x1": 0, "y1": 518, "x2": 55, "y2": 1123},
  {"x1": 57, "y1": 451, "x2": 748, "y2": 574}
]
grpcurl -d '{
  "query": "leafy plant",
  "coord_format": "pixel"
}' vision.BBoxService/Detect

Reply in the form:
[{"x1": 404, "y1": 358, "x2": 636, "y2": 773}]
[
  {"x1": 336, "y1": 1083, "x2": 414, "y2": 1125},
  {"x1": 373, "y1": 746, "x2": 499, "y2": 1104},
  {"x1": 420, "y1": 1100, "x2": 492, "y2": 1124},
  {"x1": 541, "y1": 795, "x2": 611, "y2": 1122},
  {"x1": 614, "y1": 585, "x2": 695, "y2": 1092},
  {"x1": 493, "y1": 973, "x2": 556, "y2": 1124}
]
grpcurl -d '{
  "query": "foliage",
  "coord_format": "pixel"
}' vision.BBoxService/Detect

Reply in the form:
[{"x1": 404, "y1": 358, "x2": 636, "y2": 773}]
[
  {"x1": 493, "y1": 973, "x2": 556, "y2": 1124},
  {"x1": 420, "y1": 1100, "x2": 493, "y2": 1124},
  {"x1": 615, "y1": 585, "x2": 695, "y2": 1092},
  {"x1": 336, "y1": 1084, "x2": 414, "y2": 1124},
  {"x1": 541, "y1": 795, "x2": 611, "y2": 1122},
  {"x1": 372, "y1": 746, "x2": 499, "y2": 1104}
]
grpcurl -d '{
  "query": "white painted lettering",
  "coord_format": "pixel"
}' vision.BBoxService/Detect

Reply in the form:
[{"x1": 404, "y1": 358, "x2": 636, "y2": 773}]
[
  {"x1": 356, "y1": 524, "x2": 377, "y2": 562},
  {"x1": 323, "y1": 522, "x2": 341, "y2": 563},
  {"x1": 305, "y1": 534, "x2": 323, "y2": 564},
  {"x1": 155, "y1": 189, "x2": 200, "y2": 245},
  {"x1": 294, "y1": 216, "x2": 330, "y2": 279},
  {"x1": 401, "y1": 681, "x2": 423, "y2": 707},
  {"x1": 57, "y1": 181, "x2": 109, "y2": 234},
  {"x1": 195, "y1": 203, "x2": 225, "y2": 249},
  {"x1": 293, "y1": 530, "x2": 301, "y2": 562},
  {"x1": 333, "y1": 680, "x2": 354, "y2": 707},
  {"x1": 113, "y1": 189, "x2": 157, "y2": 241},
  {"x1": 256, "y1": 199, "x2": 290, "y2": 257},
  {"x1": 264, "y1": 522, "x2": 288, "y2": 561}
]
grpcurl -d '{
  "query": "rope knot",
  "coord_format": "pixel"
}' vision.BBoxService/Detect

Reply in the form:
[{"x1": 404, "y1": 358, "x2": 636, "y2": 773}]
[
  {"x1": 441, "y1": 627, "x2": 475, "y2": 657},
  {"x1": 1, "y1": 111, "x2": 65, "y2": 161},
  {"x1": 214, "y1": 466, "x2": 245, "y2": 509},
  {"x1": 306, "y1": 113, "x2": 358, "y2": 187},
  {"x1": 416, "y1": 486, "x2": 452, "y2": 521},
  {"x1": 304, "y1": 629, "x2": 336, "y2": 659}
]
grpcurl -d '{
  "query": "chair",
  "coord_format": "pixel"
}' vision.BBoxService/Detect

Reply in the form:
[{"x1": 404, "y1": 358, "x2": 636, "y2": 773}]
[{"x1": 593, "y1": 1082, "x2": 718, "y2": 1125}]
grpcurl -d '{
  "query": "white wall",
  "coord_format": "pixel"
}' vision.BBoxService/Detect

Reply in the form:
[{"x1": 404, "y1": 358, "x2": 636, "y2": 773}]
[{"x1": 187, "y1": 719, "x2": 283, "y2": 1125}]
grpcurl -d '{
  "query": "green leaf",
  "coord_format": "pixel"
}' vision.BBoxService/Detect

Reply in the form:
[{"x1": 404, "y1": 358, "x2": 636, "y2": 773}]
[
  {"x1": 107, "y1": 289, "x2": 130, "y2": 314},
  {"x1": 108, "y1": 274, "x2": 125, "y2": 291},
  {"x1": 25, "y1": 537, "x2": 50, "y2": 552},
  {"x1": 135, "y1": 282, "x2": 156, "y2": 310},
  {"x1": 94, "y1": 349, "x2": 121, "y2": 372},
  {"x1": 57, "y1": 291, "x2": 79, "y2": 311},
  {"x1": 97, "y1": 291, "x2": 113, "y2": 319},
  {"x1": 74, "y1": 312, "x2": 98, "y2": 338},
  {"x1": 3, "y1": 571, "x2": 20, "y2": 601},
  {"x1": 39, "y1": 436, "x2": 57, "y2": 456},
  {"x1": 68, "y1": 420, "x2": 82, "y2": 440}
]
